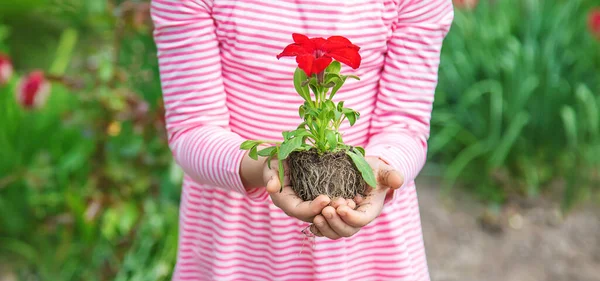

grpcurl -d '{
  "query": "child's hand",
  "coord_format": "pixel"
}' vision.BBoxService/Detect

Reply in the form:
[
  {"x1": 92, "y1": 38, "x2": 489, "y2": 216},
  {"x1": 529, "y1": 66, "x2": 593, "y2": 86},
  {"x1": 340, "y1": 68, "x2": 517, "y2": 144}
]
[
  {"x1": 264, "y1": 158, "x2": 332, "y2": 223},
  {"x1": 310, "y1": 157, "x2": 404, "y2": 239}
]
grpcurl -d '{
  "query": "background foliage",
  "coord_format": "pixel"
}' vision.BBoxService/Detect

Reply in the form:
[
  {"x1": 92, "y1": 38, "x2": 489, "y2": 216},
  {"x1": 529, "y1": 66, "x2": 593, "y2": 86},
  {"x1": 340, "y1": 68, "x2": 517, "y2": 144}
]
[
  {"x1": 429, "y1": 0, "x2": 600, "y2": 210},
  {"x1": 0, "y1": 0, "x2": 598, "y2": 280}
]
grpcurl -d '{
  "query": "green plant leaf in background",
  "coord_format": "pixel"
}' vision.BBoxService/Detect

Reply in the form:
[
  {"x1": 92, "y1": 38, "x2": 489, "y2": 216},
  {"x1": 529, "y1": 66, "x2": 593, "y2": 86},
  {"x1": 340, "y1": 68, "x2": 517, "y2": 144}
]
[{"x1": 430, "y1": 0, "x2": 600, "y2": 207}]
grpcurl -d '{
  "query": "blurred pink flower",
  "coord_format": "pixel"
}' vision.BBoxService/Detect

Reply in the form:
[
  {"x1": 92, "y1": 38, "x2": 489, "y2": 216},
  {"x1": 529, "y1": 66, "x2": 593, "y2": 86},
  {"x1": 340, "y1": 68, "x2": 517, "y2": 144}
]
[
  {"x1": 453, "y1": 0, "x2": 478, "y2": 10},
  {"x1": 16, "y1": 70, "x2": 51, "y2": 109},
  {"x1": 589, "y1": 8, "x2": 600, "y2": 39},
  {"x1": 0, "y1": 54, "x2": 13, "y2": 86}
]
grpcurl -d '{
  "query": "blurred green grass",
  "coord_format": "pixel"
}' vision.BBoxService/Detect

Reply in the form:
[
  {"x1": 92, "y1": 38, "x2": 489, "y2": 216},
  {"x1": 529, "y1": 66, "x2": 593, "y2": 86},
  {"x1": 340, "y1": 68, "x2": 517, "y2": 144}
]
[
  {"x1": 429, "y1": 0, "x2": 600, "y2": 209},
  {"x1": 0, "y1": 0, "x2": 599, "y2": 280}
]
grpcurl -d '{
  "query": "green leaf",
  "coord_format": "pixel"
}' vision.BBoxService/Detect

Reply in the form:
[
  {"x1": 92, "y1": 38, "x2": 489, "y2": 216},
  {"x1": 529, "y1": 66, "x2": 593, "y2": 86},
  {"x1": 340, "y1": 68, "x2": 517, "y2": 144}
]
[
  {"x1": 327, "y1": 110, "x2": 336, "y2": 122},
  {"x1": 240, "y1": 140, "x2": 259, "y2": 150},
  {"x1": 324, "y1": 100, "x2": 335, "y2": 110},
  {"x1": 334, "y1": 109, "x2": 342, "y2": 122},
  {"x1": 346, "y1": 75, "x2": 360, "y2": 80},
  {"x1": 343, "y1": 108, "x2": 357, "y2": 126},
  {"x1": 307, "y1": 118, "x2": 318, "y2": 133},
  {"x1": 444, "y1": 142, "x2": 489, "y2": 194},
  {"x1": 354, "y1": 146, "x2": 366, "y2": 156},
  {"x1": 257, "y1": 146, "x2": 277, "y2": 157},
  {"x1": 249, "y1": 145, "x2": 258, "y2": 160},
  {"x1": 337, "y1": 101, "x2": 345, "y2": 111},
  {"x1": 323, "y1": 82, "x2": 336, "y2": 88},
  {"x1": 50, "y1": 28, "x2": 78, "y2": 76},
  {"x1": 346, "y1": 150, "x2": 377, "y2": 188},
  {"x1": 428, "y1": 123, "x2": 462, "y2": 156},
  {"x1": 289, "y1": 129, "x2": 310, "y2": 138},
  {"x1": 299, "y1": 105, "x2": 305, "y2": 118},
  {"x1": 266, "y1": 150, "x2": 276, "y2": 169},
  {"x1": 326, "y1": 61, "x2": 341, "y2": 74},
  {"x1": 560, "y1": 106, "x2": 577, "y2": 148},
  {"x1": 318, "y1": 109, "x2": 330, "y2": 122},
  {"x1": 119, "y1": 203, "x2": 140, "y2": 235},
  {"x1": 489, "y1": 112, "x2": 530, "y2": 167},
  {"x1": 575, "y1": 85, "x2": 598, "y2": 138},
  {"x1": 293, "y1": 67, "x2": 310, "y2": 101},
  {"x1": 305, "y1": 108, "x2": 320, "y2": 119},
  {"x1": 326, "y1": 130, "x2": 338, "y2": 150},
  {"x1": 278, "y1": 136, "x2": 305, "y2": 160},
  {"x1": 309, "y1": 84, "x2": 319, "y2": 97},
  {"x1": 300, "y1": 144, "x2": 313, "y2": 151},
  {"x1": 325, "y1": 73, "x2": 342, "y2": 84},
  {"x1": 278, "y1": 159, "x2": 285, "y2": 192},
  {"x1": 329, "y1": 76, "x2": 347, "y2": 99}
]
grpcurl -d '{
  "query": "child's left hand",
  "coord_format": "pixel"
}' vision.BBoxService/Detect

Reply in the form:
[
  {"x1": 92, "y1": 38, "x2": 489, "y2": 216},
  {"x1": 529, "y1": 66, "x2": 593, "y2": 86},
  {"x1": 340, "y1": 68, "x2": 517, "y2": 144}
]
[{"x1": 310, "y1": 157, "x2": 404, "y2": 239}]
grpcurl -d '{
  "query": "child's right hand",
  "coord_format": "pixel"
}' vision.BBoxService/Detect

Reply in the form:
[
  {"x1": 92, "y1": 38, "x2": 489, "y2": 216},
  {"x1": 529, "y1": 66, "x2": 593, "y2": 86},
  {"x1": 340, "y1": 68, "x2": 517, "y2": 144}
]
[{"x1": 264, "y1": 158, "x2": 332, "y2": 223}]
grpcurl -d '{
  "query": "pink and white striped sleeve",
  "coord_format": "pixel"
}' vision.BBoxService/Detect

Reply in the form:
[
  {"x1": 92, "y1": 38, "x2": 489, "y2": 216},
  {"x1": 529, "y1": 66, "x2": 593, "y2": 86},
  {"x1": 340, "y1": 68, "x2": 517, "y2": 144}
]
[
  {"x1": 365, "y1": 0, "x2": 454, "y2": 191},
  {"x1": 150, "y1": 0, "x2": 254, "y2": 198}
]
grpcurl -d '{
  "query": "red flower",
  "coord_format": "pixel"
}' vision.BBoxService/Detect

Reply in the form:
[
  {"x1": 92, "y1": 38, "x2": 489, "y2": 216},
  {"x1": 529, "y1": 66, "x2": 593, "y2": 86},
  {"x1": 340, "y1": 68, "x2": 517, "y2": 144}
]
[
  {"x1": 0, "y1": 54, "x2": 13, "y2": 86},
  {"x1": 589, "y1": 8, "x2": 600, "y2": 39},
  {"x1": 16, "y1": 70, "x2": 51, "y2": 110},
  {"x1": 277, "y1": 33, "x2": 361, "y2": 76}
]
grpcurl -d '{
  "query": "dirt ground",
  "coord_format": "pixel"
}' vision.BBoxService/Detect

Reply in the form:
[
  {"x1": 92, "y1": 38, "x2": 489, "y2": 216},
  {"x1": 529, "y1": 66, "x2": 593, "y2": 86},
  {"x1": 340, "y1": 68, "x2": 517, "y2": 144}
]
[{"x1": 418, "y1": 177, "x2": 600, "y2": 281}]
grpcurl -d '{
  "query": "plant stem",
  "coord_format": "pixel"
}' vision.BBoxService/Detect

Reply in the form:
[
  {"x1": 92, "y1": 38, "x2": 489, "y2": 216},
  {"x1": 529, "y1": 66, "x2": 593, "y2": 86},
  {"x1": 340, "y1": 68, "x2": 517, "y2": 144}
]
[{"x1": 317, "y1": 71, "x2": 324, "y2": 84}]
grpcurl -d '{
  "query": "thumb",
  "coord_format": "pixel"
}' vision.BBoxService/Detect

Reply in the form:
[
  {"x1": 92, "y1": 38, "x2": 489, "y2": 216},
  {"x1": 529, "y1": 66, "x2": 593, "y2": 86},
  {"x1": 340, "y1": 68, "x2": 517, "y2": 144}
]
[
  {"x1": 263, "y1": 164, "x2": 281, "y2": 193},
  {"x1": 265, "y1": 176, "x2": 281, "y2": 193},
  {"x1": 377, "y1": 164, "x2": 404, "y2": 190}
]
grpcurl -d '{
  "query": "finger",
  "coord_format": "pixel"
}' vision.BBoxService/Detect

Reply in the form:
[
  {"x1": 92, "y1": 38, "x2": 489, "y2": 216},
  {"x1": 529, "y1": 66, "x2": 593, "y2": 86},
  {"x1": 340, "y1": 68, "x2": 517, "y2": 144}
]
[
  {"x1": 264, "y1": 160, "x2": 291, "y2": 193},
  {"x1": 291, "y1": 194, "x2": 331, "y2": 221},
  {"x1": 346, "y1": 199, "x2": 357, "y2": 210},
  {"x1": 314, "y1": 215, "x2": 340, "y2": 240},
  {"x1": 329, "y1": 197, "x2": 347, "y2": 209},
  {"x1": 336, "y1": 205, "x2": 373, "y2": 228},
  {"x1": 377, "y1": 164, "x2": 404, "y2": 190},
  {"x1": 269, "y1": 185, "x2": 305, "y2": 216},
  {"x1": 322, "y1": 206, "x2": 359, "y2": 238},
  {"x1": 354, "y1": 194, "x2": 365, "y2": 205},
  {"x1": 337, "y1": 190, "x2": 387, "y2": 228},
  {"x1": 265, "y1": 177, "x2": 281, "y2": 193},
  {"x1": 310, "y1": 224, "x2": 323, "y2": 237},
  {"x1": 271, "y1": 190, "x2": 330, "y2": 222},
  {"x1": 263, "y1": 161, "x2": 280, "y2": 193}
]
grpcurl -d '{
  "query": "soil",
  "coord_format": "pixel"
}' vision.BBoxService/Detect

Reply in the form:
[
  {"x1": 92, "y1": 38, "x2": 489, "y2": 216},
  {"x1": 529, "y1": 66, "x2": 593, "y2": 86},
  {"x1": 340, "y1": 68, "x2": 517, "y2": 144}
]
[
  {"x1": 288, "y1": 149, "x2": 366, "y2": 201},
  {"x1": 417, "y1": 177, "x2": 600, "y2": 281}
]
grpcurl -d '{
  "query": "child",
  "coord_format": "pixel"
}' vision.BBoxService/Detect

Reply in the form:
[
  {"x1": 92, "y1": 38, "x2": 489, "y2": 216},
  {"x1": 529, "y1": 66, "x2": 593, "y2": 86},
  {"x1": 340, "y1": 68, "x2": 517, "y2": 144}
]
[{"x1": 151, "y1": 1, "x2": 454, "y2": 280}]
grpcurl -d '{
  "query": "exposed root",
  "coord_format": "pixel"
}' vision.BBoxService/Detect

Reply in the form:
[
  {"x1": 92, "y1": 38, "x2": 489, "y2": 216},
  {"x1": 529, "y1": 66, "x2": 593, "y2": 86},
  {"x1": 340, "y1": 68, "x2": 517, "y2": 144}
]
[{"x1": 288, "y1": 149, "x2": 367, "y2": 201}]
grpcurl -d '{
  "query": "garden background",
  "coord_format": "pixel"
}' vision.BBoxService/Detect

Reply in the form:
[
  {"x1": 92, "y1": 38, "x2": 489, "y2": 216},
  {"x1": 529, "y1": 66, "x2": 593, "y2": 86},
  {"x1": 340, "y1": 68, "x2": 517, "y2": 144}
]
[{"x1": 1, "y1": 0, "x2": 599, "y2": 280}]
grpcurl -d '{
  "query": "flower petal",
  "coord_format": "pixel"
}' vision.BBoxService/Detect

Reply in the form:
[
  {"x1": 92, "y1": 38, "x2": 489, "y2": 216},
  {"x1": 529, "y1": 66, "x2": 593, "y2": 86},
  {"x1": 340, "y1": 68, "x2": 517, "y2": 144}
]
[
  {"x1": 323, "y1": 36, "x2": 360, "y2": 52},
  {"x1": 589, "y1": 9, "x2": 600, "y2": 37},
  {"x1": 293, "y1": 33, "x2": 310, "y2": 44},
  {"x1": 312, "y1": 56, "x2": 333, "y2": 74},
  {"x1": 0, "y1": 54, "x2": 13, "y2": 85},
  {"x1": 296, "y1": 54, "x2": 315, "y2": 76},
  {"x1": 277, "y1": 43, "x2": 310, "y2": 59},
  {"x1": 291, "y1": 33, "x2": 316, "y2": 54},
  {"x1": 17, "y1": 70, "x2": 50, "y2": 109},
  {"x1": 311, "y1": 37, "x2": 327, "y2": 50},
  {"x1": 327, "y1": 48, "x2": 362, "y2": 69}
]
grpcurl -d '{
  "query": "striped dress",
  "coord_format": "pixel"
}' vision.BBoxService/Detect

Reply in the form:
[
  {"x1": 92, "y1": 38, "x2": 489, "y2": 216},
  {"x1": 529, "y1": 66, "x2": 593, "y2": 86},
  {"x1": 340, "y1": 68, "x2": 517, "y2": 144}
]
[{"x1": 151, "y1": 1, "x2": 453, "y2": 280}]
